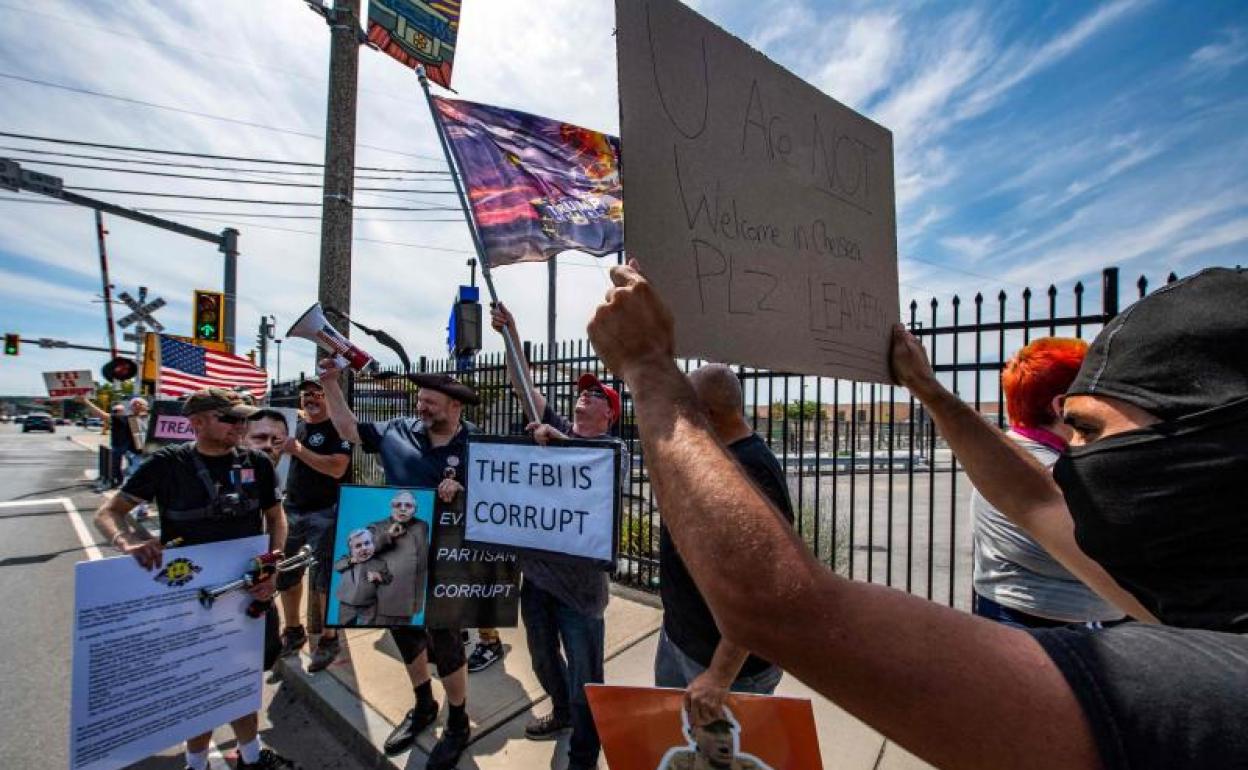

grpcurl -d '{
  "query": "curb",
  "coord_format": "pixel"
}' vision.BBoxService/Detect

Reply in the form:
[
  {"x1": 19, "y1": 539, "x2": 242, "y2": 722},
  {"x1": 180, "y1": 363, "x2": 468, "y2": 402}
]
[{"x1": 275, "y1": 657, "x2": 411, "y2": 770}]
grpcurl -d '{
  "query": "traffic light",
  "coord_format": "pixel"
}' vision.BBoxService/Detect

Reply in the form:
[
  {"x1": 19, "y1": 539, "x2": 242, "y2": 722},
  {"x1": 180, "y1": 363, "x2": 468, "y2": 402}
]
[
  {"x1": 193, "y1": 290, "x2": 224, "y2": 343},
  {"x1": 3, "y1": 333, "x2": 18, "y2": 355}
]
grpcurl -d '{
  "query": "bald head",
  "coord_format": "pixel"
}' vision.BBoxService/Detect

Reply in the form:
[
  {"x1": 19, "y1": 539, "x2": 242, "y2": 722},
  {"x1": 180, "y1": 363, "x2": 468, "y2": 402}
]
[{"x1": 689, "y1": 363, "x2": 745, "y2": 424}]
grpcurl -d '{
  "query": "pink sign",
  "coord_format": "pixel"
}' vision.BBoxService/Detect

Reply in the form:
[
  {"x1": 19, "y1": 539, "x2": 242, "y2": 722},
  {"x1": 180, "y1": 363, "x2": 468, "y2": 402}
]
[{"x1": 153, "y1": 415, "x2": 193, "y2": 441}]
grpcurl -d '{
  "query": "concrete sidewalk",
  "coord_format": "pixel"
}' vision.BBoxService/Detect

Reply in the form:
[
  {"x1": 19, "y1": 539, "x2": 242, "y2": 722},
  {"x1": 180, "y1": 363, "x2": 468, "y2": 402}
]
[{"x1": 275, "y1": 585, "x2": 935, "y2": 770}]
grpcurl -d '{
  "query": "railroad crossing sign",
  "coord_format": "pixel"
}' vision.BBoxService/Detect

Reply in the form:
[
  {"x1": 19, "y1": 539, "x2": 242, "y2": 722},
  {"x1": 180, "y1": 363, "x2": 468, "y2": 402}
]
[{"x1": 116, "y1": 287, "x2": 166, "y2": 332}]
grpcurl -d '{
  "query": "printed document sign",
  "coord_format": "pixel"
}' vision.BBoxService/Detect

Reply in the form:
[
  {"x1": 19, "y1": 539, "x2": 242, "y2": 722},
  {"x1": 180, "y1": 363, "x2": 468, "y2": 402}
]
[
  {"x1": 587, "y1": 685, "x2": 823, "y2": 770},
  {"x1": 616, "y1": 0, "x2": 899, "y2": 382},
  {"x1": 465, "y1": 436, "x2": 622, "y2": 564},
  {"x1": 70, "y1": 535, "x2": 268, "y2": 770},
  {"x1": 44, "y1": 369, "x2": 94, "y2": 400}
]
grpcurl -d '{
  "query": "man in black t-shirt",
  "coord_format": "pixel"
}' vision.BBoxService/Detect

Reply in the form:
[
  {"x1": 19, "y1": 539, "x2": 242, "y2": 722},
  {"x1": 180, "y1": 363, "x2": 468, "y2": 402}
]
[
  {"x1": 656, "y1": 364, "x2": 793, "y2": 727},
  {"x1": 92, "y1": 388, "x2": 295, "y2": 770},
  {"x1": 272, "y1": 380, "x2": 352, "y2": 669}
]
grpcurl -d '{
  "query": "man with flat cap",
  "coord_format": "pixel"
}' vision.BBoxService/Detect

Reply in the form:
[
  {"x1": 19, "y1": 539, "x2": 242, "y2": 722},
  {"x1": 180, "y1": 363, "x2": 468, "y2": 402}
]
[
  {"x1": 319, "y1": 362, "x2": 478, "y2": 769},
  {"x1": 92, "y1": 387, "x2": 295, "y2": 770}
]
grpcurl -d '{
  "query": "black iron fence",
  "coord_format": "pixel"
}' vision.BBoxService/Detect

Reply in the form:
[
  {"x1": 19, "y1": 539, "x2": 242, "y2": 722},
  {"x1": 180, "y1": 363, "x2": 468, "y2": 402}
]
[{"x1": 273, "y1": 266, "x2": 1178, "y2": 609}]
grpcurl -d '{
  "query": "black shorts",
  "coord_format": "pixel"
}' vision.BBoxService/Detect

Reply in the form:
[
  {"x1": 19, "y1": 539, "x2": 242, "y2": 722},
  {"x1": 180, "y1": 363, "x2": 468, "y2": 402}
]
[
  {"x1": 276, "y1": 503, "x2": 337, "y2": 592},
  {"x1": 263, "y1": 603, "x2": 281, "y2": 671},
  {"x1": 390, "y1": 626, "x2": 465, "y2": 675}
]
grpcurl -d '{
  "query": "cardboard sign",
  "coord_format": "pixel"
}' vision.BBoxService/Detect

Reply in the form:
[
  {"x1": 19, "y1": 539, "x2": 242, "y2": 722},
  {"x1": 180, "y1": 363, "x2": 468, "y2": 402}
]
[
  {"x1": 588, "y1": 686, "x2": 823, "y2": 770},
  {"x1": 326, "y1": 485, "x2": 520, "y2": 629},
  {"x1": 70, "y1": 536, "x2": 267, "y2": 770},
  {"x1": 464, "y1": 436, "x2": 622, "y2": 564},
  {"x1": 144, "y1": 399, "x2": 193, "y2": 452},
  {"x1": 43, "y1": 369, "x2": 94, "y2": 400},
  {"x1": 616, "y1": 0, "x2": 899, "y2": 382}
]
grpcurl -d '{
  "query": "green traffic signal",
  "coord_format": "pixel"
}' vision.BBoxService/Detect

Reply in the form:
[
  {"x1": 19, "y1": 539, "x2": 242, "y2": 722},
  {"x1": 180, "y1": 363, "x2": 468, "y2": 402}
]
[
  {"x1": 199, "y1": 322, "x2": 218, "y2": 338},
  {"x1": 3, "y1": 333, "x2": 17, "y2": 356}
]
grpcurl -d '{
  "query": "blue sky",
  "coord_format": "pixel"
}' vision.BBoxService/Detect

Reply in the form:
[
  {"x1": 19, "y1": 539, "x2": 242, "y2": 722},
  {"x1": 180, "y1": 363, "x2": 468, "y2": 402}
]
[{"x1": 0, "y1": 0, "x2": 1245, "y2": 395}]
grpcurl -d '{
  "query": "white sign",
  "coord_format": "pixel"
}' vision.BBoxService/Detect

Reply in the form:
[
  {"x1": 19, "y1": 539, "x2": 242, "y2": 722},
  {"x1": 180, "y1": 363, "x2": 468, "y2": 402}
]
[
  {"x1": 43, "y1": 369, "x2": 95, "y2": 400},
  {"x1": 70, "y1": 535, "x2": 267, "y2": 770},
  {"x1": 465, "y1": 438, "x2": 621, "y2": 563}
]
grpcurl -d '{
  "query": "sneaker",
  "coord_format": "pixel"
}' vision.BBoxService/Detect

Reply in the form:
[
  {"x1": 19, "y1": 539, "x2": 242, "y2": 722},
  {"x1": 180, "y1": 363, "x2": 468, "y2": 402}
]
[
  {"x1": 383, "y1": 702, "x2": 439, "y2": 755},
  {"x1": 524, "y1": 711, "x2": 571, "y2": 741},
  {"x1": 466, "y1": 640, "x2": 504, "y2": 673},
  {"x1": 236, "y1": 748, "x2": 297, "y2": 769},
  {"x1": 278, "y1": 626, "x2": 307, "y2": 658},
  {"x1": 306, "y1": 634, "x2": 340, "y2": 673},
  {"x1": 426, "y1": 724, "x2": 471, "y2": 770}
]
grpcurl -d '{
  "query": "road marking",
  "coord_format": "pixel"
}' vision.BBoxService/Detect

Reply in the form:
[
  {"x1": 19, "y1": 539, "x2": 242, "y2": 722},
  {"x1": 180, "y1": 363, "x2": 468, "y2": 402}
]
[{"x1": 59, "y1": 497, "x2": 105, "y2": 563}]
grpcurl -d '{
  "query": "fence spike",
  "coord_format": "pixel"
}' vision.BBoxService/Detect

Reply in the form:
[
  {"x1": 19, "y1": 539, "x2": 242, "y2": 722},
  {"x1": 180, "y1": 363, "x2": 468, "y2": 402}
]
[
  {"x1": 1047, "y1": 284, "x2": 1057, "y2": 298},
  {"x1": 1137, "y1": 275, "x2": 1148, "y2": 297},
  {"x1": 974, "y1": 292, "x2": 983, "y2": 305},
  {"x1": 1074, "y1": 281, "x2": 1084, "y2": 295},
  {"x1": 1022, "y1": 287, "x2": 1032, "y2": 300},
  {"x1": 1167, "y1": 272, "x2": 1178, "y2": 284}
]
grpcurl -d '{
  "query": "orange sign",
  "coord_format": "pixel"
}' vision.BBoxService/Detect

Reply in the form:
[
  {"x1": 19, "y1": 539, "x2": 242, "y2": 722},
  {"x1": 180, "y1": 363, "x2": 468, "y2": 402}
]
[{"x1": 587, "y1": 686, "x2": 822, "y2": 770}]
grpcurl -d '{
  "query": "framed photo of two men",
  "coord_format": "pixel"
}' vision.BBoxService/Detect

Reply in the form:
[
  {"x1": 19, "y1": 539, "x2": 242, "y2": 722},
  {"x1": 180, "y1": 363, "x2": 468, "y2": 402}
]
[
  {"x1": 325, "y1": 485, "x2": 435, "y2": 629},
  {"x1": 325, "y1": 484, "x2": 522, "y2": 629}
]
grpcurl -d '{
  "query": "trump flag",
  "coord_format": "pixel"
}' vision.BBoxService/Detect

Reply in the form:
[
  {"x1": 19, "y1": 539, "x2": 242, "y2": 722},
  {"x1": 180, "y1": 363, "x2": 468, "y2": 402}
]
[{"x1": 433, "y1": 97, "x2": 623, "y2": 267}]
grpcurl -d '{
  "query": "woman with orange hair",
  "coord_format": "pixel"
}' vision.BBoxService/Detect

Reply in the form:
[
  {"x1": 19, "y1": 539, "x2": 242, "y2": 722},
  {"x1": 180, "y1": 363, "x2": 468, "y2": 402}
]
[{"x1": 971, "y1": 338, "x2": 1127, "y2": 628}]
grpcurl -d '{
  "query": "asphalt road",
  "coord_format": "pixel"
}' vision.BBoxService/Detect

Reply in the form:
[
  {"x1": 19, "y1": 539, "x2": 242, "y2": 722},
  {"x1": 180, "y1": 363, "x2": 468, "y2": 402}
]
[{"x1": 0, "y1": 425, "x2": 368, "y2": 770}]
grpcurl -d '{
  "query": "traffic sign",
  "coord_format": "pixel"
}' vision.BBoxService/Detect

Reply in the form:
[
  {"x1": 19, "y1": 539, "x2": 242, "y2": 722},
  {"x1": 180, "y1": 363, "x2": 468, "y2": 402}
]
[{"x1": 116, "y1": 289, "x2": 166, "y2": 332}]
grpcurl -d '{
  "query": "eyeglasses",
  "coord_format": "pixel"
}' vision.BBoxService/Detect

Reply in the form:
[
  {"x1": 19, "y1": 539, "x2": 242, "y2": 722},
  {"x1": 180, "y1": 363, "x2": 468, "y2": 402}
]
[
  {"x1": 581, "y1": 388, "x2": 609, "y2": 402},
  {"x1": 300, "y1": 390, "x2": 324, "y2": 399}
]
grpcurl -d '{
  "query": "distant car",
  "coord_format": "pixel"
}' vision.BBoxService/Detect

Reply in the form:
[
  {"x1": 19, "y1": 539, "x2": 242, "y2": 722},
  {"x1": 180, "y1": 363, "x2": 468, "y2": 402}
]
[
  {"x1": 22, "y1": 413, "x2": 55, "y2": 433},
  {"x1": 84, "y1": 417, "x2": 103, "y2": 430},
  {"x1": 55, "y1": 417, "x2": 70, "y2": 425},
  {"x1": 13, "y1": 415, "x2": 26, "y2": 425}
]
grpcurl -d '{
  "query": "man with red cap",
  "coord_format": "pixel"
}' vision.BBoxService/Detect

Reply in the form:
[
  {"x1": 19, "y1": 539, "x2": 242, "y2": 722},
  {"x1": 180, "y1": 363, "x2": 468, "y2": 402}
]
[{"x1": 491, "y1": 303, "x2": 626, "y2": 770}]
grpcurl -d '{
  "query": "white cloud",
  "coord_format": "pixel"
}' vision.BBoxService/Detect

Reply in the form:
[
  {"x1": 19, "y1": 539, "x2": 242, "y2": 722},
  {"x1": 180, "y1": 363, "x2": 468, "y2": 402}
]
[{"x1": 1187, "y1": 27, "x2": 1248, "y2": 78}]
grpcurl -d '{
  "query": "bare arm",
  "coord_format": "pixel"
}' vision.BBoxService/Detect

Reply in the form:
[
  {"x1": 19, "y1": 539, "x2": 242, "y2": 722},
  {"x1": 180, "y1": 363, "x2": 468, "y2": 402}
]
[
  {"x1": 587, "y1": 264, "x2": 1101, "y2": 770},
  {"x1": 262, "y1": 502, "x2": 288, "y2": 554},
  {"x1": 78, "y1": 396, "x2": 108, "y2": 420},
  {"x1": 890, "y1": 326, "x2": 1155, "y2": 623},
  {"x1": 489, "y1": 303, "x2": 547, "y2": 417},
  {"x1": 283, "y1": 438, "x2": 350, "y2": 479},
  {"x1": 93, "y1": 492, "x2": 163, "y2": 569},
  {"x1": 317, "y1": 361, "x2": 362, "y2": 445},
  {"x1": 684, "y1": 638, "x2": 752, "y2": 727}
]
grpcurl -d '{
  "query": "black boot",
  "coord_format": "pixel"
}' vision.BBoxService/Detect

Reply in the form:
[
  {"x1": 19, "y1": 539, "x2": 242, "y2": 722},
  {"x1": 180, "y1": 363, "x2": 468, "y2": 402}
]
[{"x1": 383, "y1": 700, "x2": 438, "y2": 755}]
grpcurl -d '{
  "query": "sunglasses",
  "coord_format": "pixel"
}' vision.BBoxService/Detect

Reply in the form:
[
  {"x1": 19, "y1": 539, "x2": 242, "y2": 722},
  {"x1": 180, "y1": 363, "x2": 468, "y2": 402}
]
[
  {"x1": 392, "y1": 501, "x2": 416, "y2": 510},
  {"x1": 214, "y1": 413, "x2": 245, "y2": 424}
]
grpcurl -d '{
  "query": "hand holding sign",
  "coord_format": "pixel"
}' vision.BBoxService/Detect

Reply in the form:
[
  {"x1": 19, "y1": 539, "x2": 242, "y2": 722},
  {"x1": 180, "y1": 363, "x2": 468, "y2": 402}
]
[{"x1": 588, "y1": 261, "x2": 677, "y2": 383}]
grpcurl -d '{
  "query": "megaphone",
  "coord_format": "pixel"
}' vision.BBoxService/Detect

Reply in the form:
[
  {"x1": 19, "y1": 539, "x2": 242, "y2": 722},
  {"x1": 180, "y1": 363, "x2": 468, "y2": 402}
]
[{"x1": 287, "y1": 302, "x2": 376, "y2": 372}]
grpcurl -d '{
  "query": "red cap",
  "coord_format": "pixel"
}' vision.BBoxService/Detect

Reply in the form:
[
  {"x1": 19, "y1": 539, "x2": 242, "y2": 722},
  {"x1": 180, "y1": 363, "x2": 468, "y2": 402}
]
[{"x1": 577, "y1": 373, "x2": 621, "y2": 424}]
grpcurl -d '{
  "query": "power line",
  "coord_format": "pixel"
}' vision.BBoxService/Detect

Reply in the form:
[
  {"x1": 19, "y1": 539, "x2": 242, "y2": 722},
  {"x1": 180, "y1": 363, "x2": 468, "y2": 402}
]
[
  {"x1": 61, "y1": 186, "x2": 461, "y2": 210},
  {"x1": 1, "y1": 155, "x2": 458, "y2": 192},
  {"x1": 0, "y1": 144, "x2": 449, "y2": 178},
  {"x1": 0, "y1": 195, "x2": 462, "y2": 222}
]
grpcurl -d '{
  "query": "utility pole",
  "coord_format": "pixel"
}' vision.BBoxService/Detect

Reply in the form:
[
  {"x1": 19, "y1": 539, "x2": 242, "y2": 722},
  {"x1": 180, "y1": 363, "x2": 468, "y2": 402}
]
[
  {"x1": 94, "y1": 210, "x2": 119, "y2": 369},
  {"x1": 317, "y1": 0, "x2": 361, "y2": 346},
  {"x1": 257, "y1": 315, "x2": 275, "y2": 370}
]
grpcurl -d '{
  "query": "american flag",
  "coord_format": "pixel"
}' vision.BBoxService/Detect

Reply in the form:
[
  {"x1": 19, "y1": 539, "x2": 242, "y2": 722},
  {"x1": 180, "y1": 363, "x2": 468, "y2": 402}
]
[{"x1": 157, "y1": 335, "x2": 268, "y2": 400}]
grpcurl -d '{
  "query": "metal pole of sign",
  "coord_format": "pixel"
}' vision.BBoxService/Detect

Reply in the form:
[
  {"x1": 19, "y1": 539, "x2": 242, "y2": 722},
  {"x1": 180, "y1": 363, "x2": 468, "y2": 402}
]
[{"x1": 417, "y1": 65, "x2": 541, "y2": 424}]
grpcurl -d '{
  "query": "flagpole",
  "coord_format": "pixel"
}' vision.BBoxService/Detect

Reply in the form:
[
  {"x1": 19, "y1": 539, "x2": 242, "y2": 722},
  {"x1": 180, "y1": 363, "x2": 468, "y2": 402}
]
[{"x1": 417, "y1": 65, "x2": 541, "y2": 424}]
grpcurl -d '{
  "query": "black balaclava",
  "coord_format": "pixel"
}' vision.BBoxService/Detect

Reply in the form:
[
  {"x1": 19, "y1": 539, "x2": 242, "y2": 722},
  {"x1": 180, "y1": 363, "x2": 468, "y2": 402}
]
[{"x1": 1053, "y1": 267, "x2": 1248, "y2": 631}]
